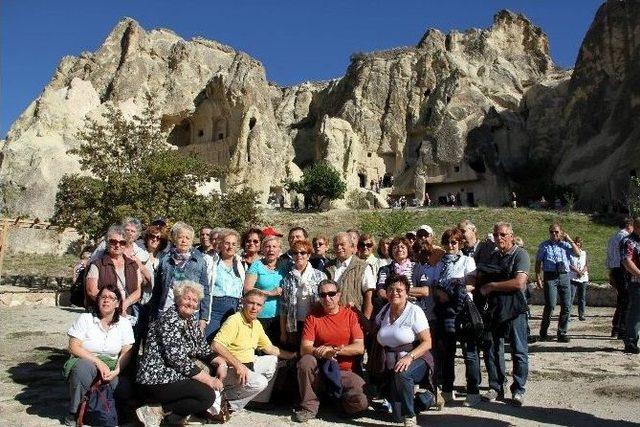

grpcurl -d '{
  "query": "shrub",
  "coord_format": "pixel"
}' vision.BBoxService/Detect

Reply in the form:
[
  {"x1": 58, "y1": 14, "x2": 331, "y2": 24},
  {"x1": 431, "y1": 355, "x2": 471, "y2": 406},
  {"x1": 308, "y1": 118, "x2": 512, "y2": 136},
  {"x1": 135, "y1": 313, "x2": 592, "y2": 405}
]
[{"x1": 346, "y1": 190, "x2": 370, "y2": 210}]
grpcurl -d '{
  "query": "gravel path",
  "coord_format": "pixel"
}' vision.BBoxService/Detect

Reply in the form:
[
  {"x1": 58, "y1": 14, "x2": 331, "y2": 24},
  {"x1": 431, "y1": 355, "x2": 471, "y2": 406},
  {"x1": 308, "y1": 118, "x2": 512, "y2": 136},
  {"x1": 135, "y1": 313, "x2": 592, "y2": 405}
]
[{"x1": 1, "y1": 305, "x2": 638, "y2": 426}]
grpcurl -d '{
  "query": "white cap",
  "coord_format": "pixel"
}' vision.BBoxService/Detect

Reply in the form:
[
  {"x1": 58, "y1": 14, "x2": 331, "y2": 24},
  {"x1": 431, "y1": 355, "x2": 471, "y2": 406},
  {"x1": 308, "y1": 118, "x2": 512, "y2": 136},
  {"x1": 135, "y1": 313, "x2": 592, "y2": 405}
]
[{"x1": 416, "y1": 225, "x2": 434, "y2": 236}]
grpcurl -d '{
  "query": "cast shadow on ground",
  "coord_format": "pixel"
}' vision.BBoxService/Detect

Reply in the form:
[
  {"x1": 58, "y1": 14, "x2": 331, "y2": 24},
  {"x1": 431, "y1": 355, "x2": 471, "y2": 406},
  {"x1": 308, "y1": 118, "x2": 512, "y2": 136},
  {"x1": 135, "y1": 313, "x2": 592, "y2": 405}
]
[
  {"x1": 7, "y1": 346, "x2": 68, "y2": 421},
  {"x1": 477, "y1": 401, "x2": 640, "y2": 427},
  {"x1": 528, "y1": 344, "x2": 620, "y2": 353}
]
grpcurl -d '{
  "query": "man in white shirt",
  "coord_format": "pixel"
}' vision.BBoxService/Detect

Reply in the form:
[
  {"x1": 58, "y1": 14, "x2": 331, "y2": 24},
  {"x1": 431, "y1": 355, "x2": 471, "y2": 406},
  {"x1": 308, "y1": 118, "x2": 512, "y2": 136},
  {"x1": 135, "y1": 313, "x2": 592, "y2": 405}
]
[{"x1": 607, "y1": 218, "x2": 633, "y2": 338}]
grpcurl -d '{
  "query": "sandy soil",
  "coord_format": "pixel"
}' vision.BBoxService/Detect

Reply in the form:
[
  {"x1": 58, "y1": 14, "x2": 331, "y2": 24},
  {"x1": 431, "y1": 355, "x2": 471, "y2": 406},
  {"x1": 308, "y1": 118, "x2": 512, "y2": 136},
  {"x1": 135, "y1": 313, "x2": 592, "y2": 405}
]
[{"x1": 0, "y1": 305, "x2": 638, "y2": 427}]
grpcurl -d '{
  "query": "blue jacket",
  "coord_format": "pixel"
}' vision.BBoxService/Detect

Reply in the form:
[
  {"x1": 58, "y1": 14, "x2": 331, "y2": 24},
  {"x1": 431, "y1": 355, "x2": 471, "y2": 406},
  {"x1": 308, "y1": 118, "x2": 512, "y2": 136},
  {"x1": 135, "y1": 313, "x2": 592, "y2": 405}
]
[{"x1": 150, "y1": 250, "x2": 211, "y2": 323}]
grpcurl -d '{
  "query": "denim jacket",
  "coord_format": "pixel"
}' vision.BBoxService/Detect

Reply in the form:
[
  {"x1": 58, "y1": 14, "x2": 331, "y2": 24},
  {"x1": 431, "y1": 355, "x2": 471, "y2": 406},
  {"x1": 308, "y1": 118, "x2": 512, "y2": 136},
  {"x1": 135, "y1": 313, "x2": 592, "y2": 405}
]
[{"x1": 150, "y1": 250, "x2": 211, "y2": 323}]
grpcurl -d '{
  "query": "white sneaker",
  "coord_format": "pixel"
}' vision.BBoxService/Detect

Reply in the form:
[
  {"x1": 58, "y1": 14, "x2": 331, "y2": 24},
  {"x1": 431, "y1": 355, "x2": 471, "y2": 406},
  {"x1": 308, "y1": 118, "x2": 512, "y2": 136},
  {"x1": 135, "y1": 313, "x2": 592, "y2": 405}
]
[
  {"x1": 403, "y1": 416, "x2": 417, "y2": 426},
  {"x1": 463, "y1": 394, "x2": 481, "y2": 407},
  {"x1": 136, "y1": 405, "x2": 164, "y2": 427}
]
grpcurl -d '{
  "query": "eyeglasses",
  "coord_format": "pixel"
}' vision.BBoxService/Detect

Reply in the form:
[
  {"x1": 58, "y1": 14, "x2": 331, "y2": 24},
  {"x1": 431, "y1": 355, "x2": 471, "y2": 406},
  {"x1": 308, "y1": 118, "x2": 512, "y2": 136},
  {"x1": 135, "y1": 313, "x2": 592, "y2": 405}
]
[
  {"x1": 313, "y1": 242, "x2": 326, "y2": 247},
  {"x1": 108, "y1": 239, "x2": 127, "y2": 246},
  {"x1": 446, "y1": 240, "x2": 459, "y2": 246},
  {"x1": 492, "y1": 232, "x2": 511, "y2": 238},
  {"x1": 358, "y1": 242, "x2": 374, "y2": 248},
  {"x1": 99, "y1": 295, "x2": 117, "y2": 301},
  {"x1": 318, "y1": 291, "x2": 338, "y2": 298},
  {"x1": 246, "y1": 239, "x2": 260, "y2": 244},
  {"x1": 387, "y1": 287, "x2": 405, "y2": 294}
]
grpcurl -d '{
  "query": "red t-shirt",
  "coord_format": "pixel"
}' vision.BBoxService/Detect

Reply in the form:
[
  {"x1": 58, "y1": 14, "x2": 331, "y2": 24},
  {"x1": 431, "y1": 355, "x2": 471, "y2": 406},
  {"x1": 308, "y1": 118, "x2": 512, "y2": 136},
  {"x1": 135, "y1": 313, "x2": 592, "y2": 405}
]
[{"x1": 301, "y1": 306, "x2": 364, "y2": 371}]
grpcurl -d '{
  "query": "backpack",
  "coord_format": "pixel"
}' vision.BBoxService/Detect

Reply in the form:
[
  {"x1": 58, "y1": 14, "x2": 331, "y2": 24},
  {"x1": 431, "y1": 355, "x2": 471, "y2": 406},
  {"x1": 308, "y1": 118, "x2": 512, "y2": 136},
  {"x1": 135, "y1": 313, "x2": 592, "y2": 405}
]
[
  {"x1": 76, "y1": 377, "x2": 118, "y2": 426},
  {"x1": 69, "y1": 264, "x2": 88, "y2": 308}
]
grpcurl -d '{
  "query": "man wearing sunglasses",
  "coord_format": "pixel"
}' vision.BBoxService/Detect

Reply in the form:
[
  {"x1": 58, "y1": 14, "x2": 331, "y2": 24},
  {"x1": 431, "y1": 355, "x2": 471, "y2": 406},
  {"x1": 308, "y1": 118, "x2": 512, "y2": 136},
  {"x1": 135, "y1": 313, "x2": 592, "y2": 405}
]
[
  {"x1": 294, "y1": 280, "x2": 368, "y2": 422},
  {"x1": 535, "y1": 223, "x2": 581, "y2": 343}
]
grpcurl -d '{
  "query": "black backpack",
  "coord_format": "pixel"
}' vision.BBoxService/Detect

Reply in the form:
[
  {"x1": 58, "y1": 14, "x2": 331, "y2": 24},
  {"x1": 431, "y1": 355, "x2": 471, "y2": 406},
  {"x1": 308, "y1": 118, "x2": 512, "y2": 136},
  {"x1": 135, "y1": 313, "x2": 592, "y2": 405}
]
[
  {"x1": 69, "y1": 264, "x2": 89, "y2": 308},
  {"x1": 77, "y1": 377, "x2": 118, "y2": 426}
]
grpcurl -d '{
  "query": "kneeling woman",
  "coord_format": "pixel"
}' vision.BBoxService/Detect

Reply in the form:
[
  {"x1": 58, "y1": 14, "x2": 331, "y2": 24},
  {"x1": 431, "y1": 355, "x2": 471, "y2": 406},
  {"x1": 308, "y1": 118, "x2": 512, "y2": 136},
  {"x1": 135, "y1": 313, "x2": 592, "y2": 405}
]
[
  {"x1": 375, "y1": 274, "x2": 434, "y2": 426},
  {"x1": 136, "y1": 281, "x2": 227, "y2": 426},
  {"x1": 64, "y1": 284, "x2": 135, "y2": 425}
]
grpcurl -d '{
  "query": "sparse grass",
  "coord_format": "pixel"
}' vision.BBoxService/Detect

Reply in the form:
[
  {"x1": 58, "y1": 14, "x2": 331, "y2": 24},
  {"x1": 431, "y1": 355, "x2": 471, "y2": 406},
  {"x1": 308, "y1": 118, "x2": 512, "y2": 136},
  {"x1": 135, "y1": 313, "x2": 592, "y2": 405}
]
[
  {"x1": 529, "y1": 369, "x2": 611, "y2": 382},
  {"x1": 3, "y1": 253, "x2": 76, "y2": 278},
  {"x1": 5, "y1": 331, "x2": 46, "y2": 339},
  {"x1": 594, "y1": 385, "x2": 640, "y2": 400}
]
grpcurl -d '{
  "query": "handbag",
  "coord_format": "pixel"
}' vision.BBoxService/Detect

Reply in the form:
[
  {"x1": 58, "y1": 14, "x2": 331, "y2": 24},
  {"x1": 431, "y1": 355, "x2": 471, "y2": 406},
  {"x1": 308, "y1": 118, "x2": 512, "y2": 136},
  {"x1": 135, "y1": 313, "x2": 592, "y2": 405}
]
[
  {"x1": 76, "y1": 375, "x2": 118, "y2": 427},
  {"x1": 455, "y1": 295, "x2": 485, "y2": 341}
]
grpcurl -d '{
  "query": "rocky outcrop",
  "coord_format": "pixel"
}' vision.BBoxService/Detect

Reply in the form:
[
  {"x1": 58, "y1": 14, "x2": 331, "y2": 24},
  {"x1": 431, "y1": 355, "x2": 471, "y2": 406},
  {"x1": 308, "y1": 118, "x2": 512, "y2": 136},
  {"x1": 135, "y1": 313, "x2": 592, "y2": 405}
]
[{"x1": 2, "y1": 3, "x2": 639, "y2": 218}]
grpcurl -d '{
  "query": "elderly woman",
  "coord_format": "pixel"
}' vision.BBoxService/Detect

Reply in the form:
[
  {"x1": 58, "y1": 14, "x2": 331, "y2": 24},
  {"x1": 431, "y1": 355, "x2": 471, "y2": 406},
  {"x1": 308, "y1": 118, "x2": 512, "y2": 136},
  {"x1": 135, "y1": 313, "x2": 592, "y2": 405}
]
[
  {"x1": 279, "y1": 240, "x2": 327, "y2": 348},
  {"x1": 143, "y1": 225, "x2": 169, "y2": 273},
  {"x1": 244, "y1": 235, "x2": 286, "y2": 343},
  {"x1": 374, "y1": 274, "x2": 435, "y2": 426},
  {"x1": 376, "y1": 237, "x2": 432, "y2": 320},
  {"x1": 149, "y1": 222, "x2": 210, "y2": 333},
  {"x1": 136, "y1": 281, "x2": 227, "y2": 426},
  {"x1": 85, "y1": 225, "x2": 142, "y2": 323},
  {"x1": 241, "y1": 228, "x2": 263, "y2": 270},
  {"x1": 205, "y1": 228, "x2": 245, "y2": 341},
  {"x1": 357, "y1": 234, "x2": 381, "y2": 278},
  {"x1": 63, "y1": 284, "x2": 134, "y2": 426},
  {"x1": 433, "y1": 228, "x2": 479, "y2": 407}
]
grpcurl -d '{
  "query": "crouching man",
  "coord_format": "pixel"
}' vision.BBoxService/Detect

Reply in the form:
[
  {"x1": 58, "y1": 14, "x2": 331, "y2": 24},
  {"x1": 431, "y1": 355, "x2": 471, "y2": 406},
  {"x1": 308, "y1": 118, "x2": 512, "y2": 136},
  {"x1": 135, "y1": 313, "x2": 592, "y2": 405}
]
[
  {"x1": 294, "y1": 279, "x2": 368, "y2": 422},
  {"x1": 212, "y1": 289, "x2": 296, "y2": 412}
]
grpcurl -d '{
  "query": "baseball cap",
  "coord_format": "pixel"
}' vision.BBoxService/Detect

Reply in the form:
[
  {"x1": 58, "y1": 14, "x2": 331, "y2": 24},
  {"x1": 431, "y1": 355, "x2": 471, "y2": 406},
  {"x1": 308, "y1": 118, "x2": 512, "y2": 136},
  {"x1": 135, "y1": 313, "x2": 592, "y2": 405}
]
[
  {"x1": 262, "y1": 226, "x2": 283, "y2": 237},
  {"x1": 416, "y1": 225, "x2": 434, "y2": 236}
]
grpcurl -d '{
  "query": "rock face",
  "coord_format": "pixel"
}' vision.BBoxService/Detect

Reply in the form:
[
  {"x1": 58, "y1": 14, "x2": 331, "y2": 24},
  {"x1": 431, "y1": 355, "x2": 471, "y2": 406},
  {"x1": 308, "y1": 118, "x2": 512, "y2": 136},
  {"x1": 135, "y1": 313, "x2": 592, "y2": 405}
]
[{"x1": 1, "y1": 2, "x2": 638, "y2": 218}]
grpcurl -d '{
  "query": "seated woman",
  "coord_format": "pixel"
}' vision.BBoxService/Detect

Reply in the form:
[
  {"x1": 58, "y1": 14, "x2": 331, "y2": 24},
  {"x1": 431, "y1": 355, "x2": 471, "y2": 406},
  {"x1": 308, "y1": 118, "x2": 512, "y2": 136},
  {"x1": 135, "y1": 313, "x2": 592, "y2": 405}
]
[
  {"x1": 279, "y1": 239, "x2": 327, "y2": 350},
  {"x1": 85, "y1": 225, "x2": 143, "y2": 326},
  {"x1": 374, "y1": 274, "x2": 435, "y2": 426},
  {"x1": 136, "y1": 281, "x2": 227, "y2": 426},
  {"x1": 64, "y1": 284, "x2": 134, "y2": 426}
]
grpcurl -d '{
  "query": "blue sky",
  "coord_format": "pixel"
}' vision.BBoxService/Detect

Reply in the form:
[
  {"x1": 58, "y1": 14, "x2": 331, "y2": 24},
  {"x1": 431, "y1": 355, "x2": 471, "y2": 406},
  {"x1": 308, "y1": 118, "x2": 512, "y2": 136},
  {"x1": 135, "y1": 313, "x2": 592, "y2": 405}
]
[{"x1": 1, "y1": 0, "x2": 604, "y2": 137}]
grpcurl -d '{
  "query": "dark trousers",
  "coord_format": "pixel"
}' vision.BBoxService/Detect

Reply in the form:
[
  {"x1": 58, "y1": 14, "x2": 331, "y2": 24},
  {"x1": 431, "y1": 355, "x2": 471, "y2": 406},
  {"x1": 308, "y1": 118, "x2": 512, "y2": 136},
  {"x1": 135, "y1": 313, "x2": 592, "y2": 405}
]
[
  {"x1": 484, "y1": 313, "x2": 528, "y2": 395},
  {"x1": 205, "y1": 296, "x2": 239, "y2": 342},
  {"x1": 625, "y1": 284, "x2": 640, "y2": 348},
  {"x1": 540, "y1": 273, "x2": 572, "y2": 336},
  {"x1": 258, "y1": 316, "x2": 281, "y2": 346},
  {"x1": 611, "y1": 268, "x2": 628, "y2": 334},
  {"x1": 389, "y1": 358, "x2": 427, "y2": 421},
  {"x1": 297, "y1": 354, "x2": 368, "y2": 415},
  {"x1": 439, "y1": 332, "x2": 480, "y2": 394},
  {"x1": 140, "y1": 379, "x2": 215, "y2": 416}
]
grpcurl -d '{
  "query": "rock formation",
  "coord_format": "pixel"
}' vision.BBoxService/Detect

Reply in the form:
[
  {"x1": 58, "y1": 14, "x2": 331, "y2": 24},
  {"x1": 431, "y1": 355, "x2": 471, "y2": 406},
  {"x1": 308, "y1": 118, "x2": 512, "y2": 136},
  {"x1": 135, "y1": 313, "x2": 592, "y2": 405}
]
[{"x1": 1, "y1": 1, "x2": 638, "y2": 218}]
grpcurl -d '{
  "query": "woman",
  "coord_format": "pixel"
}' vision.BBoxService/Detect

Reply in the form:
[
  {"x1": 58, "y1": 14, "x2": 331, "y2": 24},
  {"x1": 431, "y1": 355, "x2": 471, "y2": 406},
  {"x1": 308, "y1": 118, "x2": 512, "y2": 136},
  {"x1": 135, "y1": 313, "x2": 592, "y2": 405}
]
[
  {"x1": 376, "y1": 237, "x2": 432, "y2": 320},
  {"x1": 310, "y1": 235, "x2": 330, "y2": 271},
  {"x1": 64, "y1": 284, "x2": 134, "y2": 426},
  {"x1": 205, "y1": 229, "x2": 245, "y2": 341},
  {"x1": 143, "y1": 225, "x2": 168, "y2": 273},
  {"x1": 570, "y1": 237, "x2": 589, "y2": 321},
  {"x1": 357, "y1": 234, "x2": 381, "y2": 278},
  {"x1": 375, "y1": 274, "x2": 434, "y2": 426},
  {"x1": 433, "y1": 228, "x2": 479, "y2": 407},
  {"x1": 244, "y1": 235, "x2": 286, "y2": 343},
  {"x1": 150, "y1": 222, "x2": 210, "y2": 334},
  {"x1": 136, "y1": 281, "x2": 227, "y2": 426},
  {"x1": 85, "y1": 225, "x2": 142, "y2": 323},
  {"x1": 377, "y1": 237, "x2": 392, "y2": 268},
  {"x1": 279, "y1": 240, "x2": 327, "y2": 349},
  {"x1": 241, "y1": 228, "x2": 263, "y2": 270}
]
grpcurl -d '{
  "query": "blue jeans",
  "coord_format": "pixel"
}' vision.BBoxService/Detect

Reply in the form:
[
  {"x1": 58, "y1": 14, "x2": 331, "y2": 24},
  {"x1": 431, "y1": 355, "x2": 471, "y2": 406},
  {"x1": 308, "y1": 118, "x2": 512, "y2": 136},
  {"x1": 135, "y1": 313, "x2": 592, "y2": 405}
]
[
  {"x1": 571, "y1": 280, "x2": 588, "y2": 318},
  {"x1": 205, "y1": 296, "x2": 239, "y2": 342},
  {"x1": 540, "y1": 273, "x2": 572, "y2": 336},
  {"x1": 462, "y1": 339, "x2": 481, "y2": 395},
  {"x1": 485, "y1": 312, "x2": 528, "y2": 395},
  {"x1": 625, "y1": 284, "x2": 640, "y2": 348},
  {"x1": 389, "y1": 358, "x2": 427, "y2": 420},
  {"x1": 439, "y1": 332, "x2": 480, "y2": 395}
]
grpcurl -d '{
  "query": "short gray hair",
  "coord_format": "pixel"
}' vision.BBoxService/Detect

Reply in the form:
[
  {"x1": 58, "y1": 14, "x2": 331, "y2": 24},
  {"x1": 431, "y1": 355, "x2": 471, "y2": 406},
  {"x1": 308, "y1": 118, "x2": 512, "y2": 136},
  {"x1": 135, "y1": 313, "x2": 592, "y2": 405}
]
[
  {"x1": 333, "y1": 232, "x2": 355, "y2": 248},
  {"x1": 458, "y1": 219, "x2": 476, "y2": 232},
  {"x1": 218, "y1": 228, "x2": 240, "y2": 244},
  {"x1": 106, "y1": 225, "x2": 126, "y2": 240},
  {"x1": 122, "y1": 217, "x2": 142, "y2": 233},
  {"x1": 261, "y1": 235, "x2": 281, "y2": 248},
  {"x1": 170, "y1": 222, "x2": 195, "y2": 242},
  {"x1": 494, "y1": 221, "x2": 513, "y2": 234},
  {"x1": 173, "y1": 280, "x2": 204, "y2": 301}
]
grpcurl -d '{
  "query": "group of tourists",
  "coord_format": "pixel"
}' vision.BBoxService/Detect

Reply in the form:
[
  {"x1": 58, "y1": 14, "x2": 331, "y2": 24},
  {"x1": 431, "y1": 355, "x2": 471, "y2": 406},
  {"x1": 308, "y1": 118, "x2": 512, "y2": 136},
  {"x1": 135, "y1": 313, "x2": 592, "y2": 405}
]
[{"x1": 62, "y1": 214, "x2": 638, "y2": 427}]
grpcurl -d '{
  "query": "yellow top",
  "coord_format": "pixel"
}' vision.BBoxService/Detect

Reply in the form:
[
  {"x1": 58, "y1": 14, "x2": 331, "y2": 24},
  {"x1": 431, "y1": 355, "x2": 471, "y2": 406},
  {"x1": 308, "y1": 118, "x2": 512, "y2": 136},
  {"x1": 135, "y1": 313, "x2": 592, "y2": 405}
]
[{"x1": 213, "y1": 312, "x2": 272, "y2": 363}]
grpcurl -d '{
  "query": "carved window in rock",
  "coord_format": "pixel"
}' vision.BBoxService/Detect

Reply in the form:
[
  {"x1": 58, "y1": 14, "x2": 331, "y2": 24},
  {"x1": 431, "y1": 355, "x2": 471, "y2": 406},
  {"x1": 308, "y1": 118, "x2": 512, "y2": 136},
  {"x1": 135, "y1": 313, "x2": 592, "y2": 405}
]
[
  {"x1": 214, "y1": 118, "x2": 227, "y2": 141},
  {"x1": 169, "y1": 120, "x2": 191, "y2": 147},
  {"x1": 358, "y1": 173, "x2": 367, "y2": 188}
]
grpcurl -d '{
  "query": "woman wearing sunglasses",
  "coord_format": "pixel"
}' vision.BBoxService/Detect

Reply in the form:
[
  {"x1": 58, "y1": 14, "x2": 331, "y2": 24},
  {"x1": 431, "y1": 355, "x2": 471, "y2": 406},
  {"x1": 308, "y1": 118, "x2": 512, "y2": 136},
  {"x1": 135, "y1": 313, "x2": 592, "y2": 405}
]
[
  {"x1": 357, "y1": 234, "x2": 381, "y2": 278},
  {"x1": 85, "y1": 225, "x2": 143, "y2": 322},
  {"x1": 143, "y1": 225, "x2": 169, "y2": 273},
  {"x1": 240, "y1": 228, "x2": 263, "y2": 271},
  {"x1": 280, "y1": 240, "x2": 327, "y2": 348}
]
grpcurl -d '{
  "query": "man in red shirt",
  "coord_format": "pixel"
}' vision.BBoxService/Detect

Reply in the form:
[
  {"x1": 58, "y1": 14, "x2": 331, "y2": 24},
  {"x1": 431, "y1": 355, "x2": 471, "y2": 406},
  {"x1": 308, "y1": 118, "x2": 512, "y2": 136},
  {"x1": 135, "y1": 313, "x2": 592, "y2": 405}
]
[{"x1": 293, "y1": 279, "x2": 368, "y2": 422}]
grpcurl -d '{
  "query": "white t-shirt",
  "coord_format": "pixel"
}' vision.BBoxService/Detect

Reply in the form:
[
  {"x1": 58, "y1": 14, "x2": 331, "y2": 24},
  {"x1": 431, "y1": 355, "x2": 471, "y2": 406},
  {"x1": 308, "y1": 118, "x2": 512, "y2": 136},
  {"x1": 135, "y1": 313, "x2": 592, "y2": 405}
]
[
  {"x1": 333, "y1": 256, "x2": 376, "y2": 292},
  {"x1": 67, "y1": 313, "x2": 135, "y2": 360},
  {"x1": 570, "y1": 251, "x2": 589, "y2": 283},
  {"x1": 376, "y1": 303, "x2": 429, "y2": 369}
]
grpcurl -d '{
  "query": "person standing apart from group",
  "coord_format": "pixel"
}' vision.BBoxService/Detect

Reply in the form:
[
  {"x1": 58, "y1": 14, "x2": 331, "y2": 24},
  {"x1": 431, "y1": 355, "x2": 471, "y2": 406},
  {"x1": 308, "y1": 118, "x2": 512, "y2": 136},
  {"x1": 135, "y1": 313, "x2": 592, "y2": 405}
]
[
  {"x1": 535, "y1": 223, "x2": 581, "y2": 343},
  {"x1": 621, "y1": 217, "x2": 640, "y2": 354},
  {"x1": 607, "y1": 218, "x2": 633, "y2": 338},
  {"x1": 569, "y1": 237, "x2": 589, "y2": 321}
]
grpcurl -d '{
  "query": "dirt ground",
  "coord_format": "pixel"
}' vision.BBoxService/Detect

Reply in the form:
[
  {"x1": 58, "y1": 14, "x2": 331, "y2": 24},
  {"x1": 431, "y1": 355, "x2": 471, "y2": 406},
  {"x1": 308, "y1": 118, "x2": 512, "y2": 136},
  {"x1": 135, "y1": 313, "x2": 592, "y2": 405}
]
[{"x1": 0, "y1": 305, "x2": 638, "y2": 427}]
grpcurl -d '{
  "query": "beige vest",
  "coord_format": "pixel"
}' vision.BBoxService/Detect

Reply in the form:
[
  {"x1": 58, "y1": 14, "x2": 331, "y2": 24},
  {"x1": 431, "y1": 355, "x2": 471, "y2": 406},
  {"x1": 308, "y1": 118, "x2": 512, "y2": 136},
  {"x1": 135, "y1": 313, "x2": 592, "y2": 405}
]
[{"x1": 325, "y1": 256, "x2": 367, "y2": 310}]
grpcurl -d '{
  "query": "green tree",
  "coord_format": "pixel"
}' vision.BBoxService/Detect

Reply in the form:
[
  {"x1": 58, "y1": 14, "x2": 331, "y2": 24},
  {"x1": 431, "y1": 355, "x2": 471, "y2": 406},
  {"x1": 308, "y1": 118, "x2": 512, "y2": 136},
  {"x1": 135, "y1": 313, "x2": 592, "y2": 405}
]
[
  {"x1": 52, "y1": 101, "x2": 261, "y2": 238},
  {"x1": 284, "y1": 163, "x2": 347, "y2": 210}
]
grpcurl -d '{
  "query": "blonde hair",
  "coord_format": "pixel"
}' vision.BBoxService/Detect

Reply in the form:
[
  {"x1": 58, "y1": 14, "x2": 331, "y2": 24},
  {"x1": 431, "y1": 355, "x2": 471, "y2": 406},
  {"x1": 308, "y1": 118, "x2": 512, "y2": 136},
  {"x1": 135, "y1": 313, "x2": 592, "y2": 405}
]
[{"x1": 173, "y1": 280, "x2": 204, "y2": 301}]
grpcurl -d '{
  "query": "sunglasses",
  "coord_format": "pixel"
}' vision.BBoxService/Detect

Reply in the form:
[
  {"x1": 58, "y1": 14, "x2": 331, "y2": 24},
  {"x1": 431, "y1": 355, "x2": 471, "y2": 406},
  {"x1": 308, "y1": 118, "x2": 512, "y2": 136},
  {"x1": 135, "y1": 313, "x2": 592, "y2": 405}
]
[
  {"x1": 292, "y1": 251, "x2": 308, "y2": 256},
  {"x1": 246, "y1": 239, "x2": 260, "y2": 244},
  {"x1": 148, "y1": 235, "x2": 162, "y2": 241},
  {"x1": 319, "y1": 291, "x2": 338, "y2": 298},
  {"x1": 109, "y1": 239, "x2": 127, "y2": 246},
  {"x1": 358, "y1": 242, "x2": 374, "y2": 248},
  {"x1": 493, "y1": 232, "x2": 510, "y2": 238}
]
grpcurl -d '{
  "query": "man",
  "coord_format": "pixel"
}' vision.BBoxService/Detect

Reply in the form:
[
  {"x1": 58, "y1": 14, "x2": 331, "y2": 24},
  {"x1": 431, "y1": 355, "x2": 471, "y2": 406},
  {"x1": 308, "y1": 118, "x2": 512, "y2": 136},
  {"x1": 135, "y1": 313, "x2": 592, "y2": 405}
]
[
  {"x1": 479, "y1": 222, "x2": 530, "y2": 406},
  {"x1": 415, "y1": 225, "x2": 434, "y2": 247},
  {"x1": 535, "y1": 223, "x2": 581, "y2": 343},
  {"x1": 621, "y1": 218, "x2": 640, "y2": 354},
  {"x1": 212, "y1": 289, "x2": 296, "y2": 412},
  {"x1": 294, "y1": 280, "x2": 368, "y2": 422},
  {"x1": 607, "y1": 218, "x2": 633, "y2": 338},
  {"x1": 277, "y1": 227, "x2": 308, "y2": 270},
  {"x1": 196, "y1": 225, "x2": 214, "y2": 255},
  {"x1": 310, "y1": 235, "x2": 330, "y2": 271},
  {"x1": 458, "y1": 219, "x2": 495, "y2": 265},
  {"x1": 324, "y1": 232, "x2": 376, "y2": 319}
]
